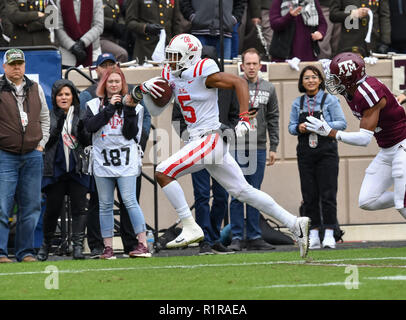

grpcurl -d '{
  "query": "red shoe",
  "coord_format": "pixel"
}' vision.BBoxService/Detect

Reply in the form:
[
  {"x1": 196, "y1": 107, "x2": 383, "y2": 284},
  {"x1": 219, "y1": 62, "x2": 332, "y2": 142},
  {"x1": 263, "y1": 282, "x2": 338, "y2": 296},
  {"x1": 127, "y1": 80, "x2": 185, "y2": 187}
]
[
  {"x1": 129, "y1": 243, "x2": 152, "y2": 258},
  {"x1": 100, "y1": 246, "x2": 116, "y2": 260}
]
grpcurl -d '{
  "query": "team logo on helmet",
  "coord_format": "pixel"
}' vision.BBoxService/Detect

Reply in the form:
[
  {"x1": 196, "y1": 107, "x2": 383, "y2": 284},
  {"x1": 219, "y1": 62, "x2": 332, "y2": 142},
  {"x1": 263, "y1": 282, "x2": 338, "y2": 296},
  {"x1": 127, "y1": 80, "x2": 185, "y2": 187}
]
[{"x1": 338, "y1": 60, "x2": 357, "y2": 77}]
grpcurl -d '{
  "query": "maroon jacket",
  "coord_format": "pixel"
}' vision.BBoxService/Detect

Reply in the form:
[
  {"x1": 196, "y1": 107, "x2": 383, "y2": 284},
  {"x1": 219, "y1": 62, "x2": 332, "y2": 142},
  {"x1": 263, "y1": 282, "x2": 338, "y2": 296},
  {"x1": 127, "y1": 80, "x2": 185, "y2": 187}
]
[{"x1": 270, "y1": 0, "x2": 327, "y2": 61}]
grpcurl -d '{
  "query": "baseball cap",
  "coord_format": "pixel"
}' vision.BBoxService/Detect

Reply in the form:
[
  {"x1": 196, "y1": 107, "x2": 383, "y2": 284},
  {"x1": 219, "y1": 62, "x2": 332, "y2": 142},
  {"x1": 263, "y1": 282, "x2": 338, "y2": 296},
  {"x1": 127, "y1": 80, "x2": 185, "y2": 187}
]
[
  {"x1": 96, "y1": 53, "x2": 117, "y2": 67},
  {"x1": 3, "y1": 48, "x2": 25, "y2": 64}
]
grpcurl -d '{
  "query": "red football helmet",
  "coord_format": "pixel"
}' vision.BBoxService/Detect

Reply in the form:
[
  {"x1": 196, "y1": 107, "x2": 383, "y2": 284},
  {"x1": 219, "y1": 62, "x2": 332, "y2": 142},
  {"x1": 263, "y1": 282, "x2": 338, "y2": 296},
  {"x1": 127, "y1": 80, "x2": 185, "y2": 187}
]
[{"x1": 326, "y1": 52, "x2": 366, "y2": 95}]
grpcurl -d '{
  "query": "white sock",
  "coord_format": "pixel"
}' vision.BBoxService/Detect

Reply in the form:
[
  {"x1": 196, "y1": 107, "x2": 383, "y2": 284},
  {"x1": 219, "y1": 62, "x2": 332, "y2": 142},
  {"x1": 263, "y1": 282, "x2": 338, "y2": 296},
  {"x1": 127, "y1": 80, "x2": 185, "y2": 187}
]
[
  {"x1": 324, "y1": 229, "x2": 334, "y2": 238},
  {"x1": 162, "y1": 181, "x2": 192, "y2": 220},
  {"x1": 310, "y1": 229, "x2": 319, "y2": 238}
]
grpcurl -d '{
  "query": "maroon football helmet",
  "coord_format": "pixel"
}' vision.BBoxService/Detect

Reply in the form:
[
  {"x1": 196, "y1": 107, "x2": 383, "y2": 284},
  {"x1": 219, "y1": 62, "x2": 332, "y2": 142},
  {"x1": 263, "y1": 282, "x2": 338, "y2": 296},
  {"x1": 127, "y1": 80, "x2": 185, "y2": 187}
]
[{"x1": 326, "y1": 52, "x2": 366, "y2": 95}]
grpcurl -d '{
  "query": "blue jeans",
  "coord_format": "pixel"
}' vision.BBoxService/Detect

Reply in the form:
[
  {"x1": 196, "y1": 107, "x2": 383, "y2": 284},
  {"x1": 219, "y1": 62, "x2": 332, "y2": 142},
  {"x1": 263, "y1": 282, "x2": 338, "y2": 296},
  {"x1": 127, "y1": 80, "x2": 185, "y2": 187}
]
[
  {"x1": 196, "y1": 35, "x2": 232, "y2": 60},
  {"x1": 230, "y1": 149, "x2": 266, "y2": 240},
  {"x1": 94, "y1": 175, "x2": 146, "y2": 238},
  {"x1": 192, "y1": 169, "x2": 228, "y2": 245},
  {"x1": 0, "y1": 149, "x2": 43, "y2": 261}
]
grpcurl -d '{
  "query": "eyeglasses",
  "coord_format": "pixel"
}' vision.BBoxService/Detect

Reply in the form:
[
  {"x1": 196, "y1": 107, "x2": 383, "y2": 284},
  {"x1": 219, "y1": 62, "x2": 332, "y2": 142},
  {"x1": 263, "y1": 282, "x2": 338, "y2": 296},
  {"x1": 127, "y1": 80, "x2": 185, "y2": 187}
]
[{"x1": 303, "y1": 75, "x2": 319, "y2": 81}]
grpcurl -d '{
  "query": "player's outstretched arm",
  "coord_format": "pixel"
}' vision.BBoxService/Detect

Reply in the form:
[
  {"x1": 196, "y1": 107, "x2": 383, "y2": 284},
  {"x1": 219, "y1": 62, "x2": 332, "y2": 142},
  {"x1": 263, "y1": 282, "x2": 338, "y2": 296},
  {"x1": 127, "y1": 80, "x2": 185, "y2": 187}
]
[
  {"x1": 205, "y1": 72, "x2": 250, "y2": 114},
  {"x1": 306, "y1": 98, "x2": 386, "y2": 147}
]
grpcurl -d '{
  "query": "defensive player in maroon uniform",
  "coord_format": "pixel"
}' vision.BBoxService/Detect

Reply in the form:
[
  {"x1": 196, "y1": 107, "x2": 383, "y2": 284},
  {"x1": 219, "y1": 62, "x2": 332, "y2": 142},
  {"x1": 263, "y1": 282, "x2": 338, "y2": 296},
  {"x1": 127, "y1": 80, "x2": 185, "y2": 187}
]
[{"x1": 305, "y1": 52, "x2": 406, "y2": 219}]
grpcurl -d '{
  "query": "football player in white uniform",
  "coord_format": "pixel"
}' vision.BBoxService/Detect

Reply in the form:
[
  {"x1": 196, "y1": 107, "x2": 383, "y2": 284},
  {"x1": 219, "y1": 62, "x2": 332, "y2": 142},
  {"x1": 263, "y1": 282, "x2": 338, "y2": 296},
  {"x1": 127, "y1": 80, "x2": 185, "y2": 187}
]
[{"x1": 139, "y1": 34, "x2": 310, "y2": 258}]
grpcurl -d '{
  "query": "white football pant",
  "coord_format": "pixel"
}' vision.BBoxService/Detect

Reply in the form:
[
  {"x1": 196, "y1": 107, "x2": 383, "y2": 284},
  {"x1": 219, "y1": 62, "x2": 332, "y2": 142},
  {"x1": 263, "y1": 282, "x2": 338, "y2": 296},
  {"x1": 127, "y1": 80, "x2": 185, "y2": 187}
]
[
  {"x1": 156, "y1": 133, "x2": 297, "y2": 229},
  {"x1": 358, "y1": 138, "x2": 406, "y2": 219}
]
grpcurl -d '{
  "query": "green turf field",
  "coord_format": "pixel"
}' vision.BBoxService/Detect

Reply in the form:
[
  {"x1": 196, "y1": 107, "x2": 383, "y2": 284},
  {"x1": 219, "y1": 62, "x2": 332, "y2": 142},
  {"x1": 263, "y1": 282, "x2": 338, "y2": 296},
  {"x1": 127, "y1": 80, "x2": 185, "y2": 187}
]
[{"x1": 0, "y1": 247, "x2": 405, "y2": 300}]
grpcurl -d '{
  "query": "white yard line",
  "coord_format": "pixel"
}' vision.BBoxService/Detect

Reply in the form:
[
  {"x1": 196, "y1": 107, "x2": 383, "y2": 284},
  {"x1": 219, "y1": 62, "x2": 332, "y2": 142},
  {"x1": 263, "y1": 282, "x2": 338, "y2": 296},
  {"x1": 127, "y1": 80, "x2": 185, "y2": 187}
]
[
  {"x1": 365, "y1": 276, "x2": 406, "y2": 280},
  {"x1": 0, "y1": 256, "x2": 405, "y2": 277},
  {"x1": 257, "y1": 282, "x2": 362, "y2": 289}
]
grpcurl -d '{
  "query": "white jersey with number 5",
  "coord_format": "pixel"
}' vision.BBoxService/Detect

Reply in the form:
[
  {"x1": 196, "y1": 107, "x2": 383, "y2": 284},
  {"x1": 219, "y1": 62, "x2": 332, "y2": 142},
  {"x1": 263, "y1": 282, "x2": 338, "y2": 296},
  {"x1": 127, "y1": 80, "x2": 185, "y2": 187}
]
[{"x1": 162, "y1": 58, "x2": 221, "y2": 138}]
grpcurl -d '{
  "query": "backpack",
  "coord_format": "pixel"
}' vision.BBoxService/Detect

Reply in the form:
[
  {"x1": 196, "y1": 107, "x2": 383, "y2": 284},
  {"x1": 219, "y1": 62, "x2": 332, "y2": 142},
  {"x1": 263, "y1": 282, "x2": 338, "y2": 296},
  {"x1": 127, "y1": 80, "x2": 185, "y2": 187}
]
[
  {"x1": 259, "y1": 214, "x2": 295, "y2": 245},
  {"x1": 155, "y1": 223, "x2": 182, "y2": 251}
]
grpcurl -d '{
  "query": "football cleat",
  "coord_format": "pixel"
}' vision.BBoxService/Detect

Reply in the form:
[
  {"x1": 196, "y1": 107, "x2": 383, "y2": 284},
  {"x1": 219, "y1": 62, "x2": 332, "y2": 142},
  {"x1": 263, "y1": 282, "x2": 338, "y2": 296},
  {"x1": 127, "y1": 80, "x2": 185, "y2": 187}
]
[
  {"x1": 166, "y1": 222, "x2": 204, "y2": 249},
  {"x1": 291, "y1": 217, "x2": 310, "y2": 258}
]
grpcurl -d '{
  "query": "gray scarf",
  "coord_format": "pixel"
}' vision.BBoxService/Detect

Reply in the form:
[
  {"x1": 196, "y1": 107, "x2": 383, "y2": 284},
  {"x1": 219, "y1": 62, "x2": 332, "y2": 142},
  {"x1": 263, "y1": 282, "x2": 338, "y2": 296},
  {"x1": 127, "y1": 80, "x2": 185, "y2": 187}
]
[{"x1": 280, "y1": 0, "x2": 319, "y2": 27}]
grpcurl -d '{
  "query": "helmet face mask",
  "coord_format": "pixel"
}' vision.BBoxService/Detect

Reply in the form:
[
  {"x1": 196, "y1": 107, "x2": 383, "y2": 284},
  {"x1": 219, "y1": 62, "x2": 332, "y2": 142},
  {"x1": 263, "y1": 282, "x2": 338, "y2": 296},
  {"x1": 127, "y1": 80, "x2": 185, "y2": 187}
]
[
  {"x1": 165, "y1": 34, "x2": 202, "y2": 76},
  {"x1": 326, "y1": 74, "x2": 346, "y2": 95},
  {"x1": 327, "y1": 52, "x2": 366, "y2": 95}
]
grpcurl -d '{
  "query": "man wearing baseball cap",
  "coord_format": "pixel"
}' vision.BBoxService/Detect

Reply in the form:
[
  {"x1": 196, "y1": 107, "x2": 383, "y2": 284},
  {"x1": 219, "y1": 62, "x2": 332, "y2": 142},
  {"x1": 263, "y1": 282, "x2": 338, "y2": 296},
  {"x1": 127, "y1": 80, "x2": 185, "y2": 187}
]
[{"x1": 0, "y1": 48, "x2": 50, "y2": 263}]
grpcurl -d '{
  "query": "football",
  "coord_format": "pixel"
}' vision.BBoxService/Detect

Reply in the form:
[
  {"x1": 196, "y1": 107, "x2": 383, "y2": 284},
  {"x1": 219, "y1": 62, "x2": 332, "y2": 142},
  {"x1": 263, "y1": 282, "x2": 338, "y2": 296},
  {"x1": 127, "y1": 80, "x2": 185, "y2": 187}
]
[{"x1": 152, "y1": 78, "x2": 172, "y2": 107}]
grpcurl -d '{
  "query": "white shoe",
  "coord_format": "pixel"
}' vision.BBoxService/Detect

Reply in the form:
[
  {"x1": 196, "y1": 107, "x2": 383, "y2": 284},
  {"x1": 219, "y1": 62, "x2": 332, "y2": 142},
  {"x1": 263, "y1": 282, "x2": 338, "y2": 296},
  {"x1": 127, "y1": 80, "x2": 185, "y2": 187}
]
[
  {"x1": 322, "y1": 235, "x2": 336, "y2": 249},
  {"x1": 166, "y1": 222, "x2": 204, "y2": 249},
  {"x1": 291, "y1": 217, "x2": 310, "y2": 258},
  {"x1": 309, "y1": 236, "x2": 321, "y2": 249}
]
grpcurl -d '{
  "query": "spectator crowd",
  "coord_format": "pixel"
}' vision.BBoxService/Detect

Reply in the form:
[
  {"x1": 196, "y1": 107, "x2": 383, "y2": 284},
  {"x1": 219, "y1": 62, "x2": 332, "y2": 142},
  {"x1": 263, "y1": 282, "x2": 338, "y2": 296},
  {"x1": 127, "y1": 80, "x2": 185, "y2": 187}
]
[{"x1": 0, "y1": 0, "x2": 405, "y2": 262}]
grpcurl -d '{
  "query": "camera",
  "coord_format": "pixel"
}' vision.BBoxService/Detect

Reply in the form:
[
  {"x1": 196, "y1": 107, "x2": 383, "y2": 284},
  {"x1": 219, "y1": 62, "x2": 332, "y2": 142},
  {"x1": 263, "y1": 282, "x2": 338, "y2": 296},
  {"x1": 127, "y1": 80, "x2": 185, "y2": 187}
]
[{"x1": 121, "y1": 85, "x2": 143, "y2": 105}]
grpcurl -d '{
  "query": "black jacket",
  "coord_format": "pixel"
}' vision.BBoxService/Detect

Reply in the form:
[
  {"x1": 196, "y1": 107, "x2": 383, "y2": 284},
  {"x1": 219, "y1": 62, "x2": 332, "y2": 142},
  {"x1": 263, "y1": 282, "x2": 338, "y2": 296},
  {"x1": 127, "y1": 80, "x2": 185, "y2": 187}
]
[
  {"x1": 84, "y1": 97, "x2": 139, "y2": 142},
  {"x1": 43, "y1": 79, "x2": 91, "y2": 177},
  {"x1": 180, "y1": 0, "x2": 245, "y2": 36}
]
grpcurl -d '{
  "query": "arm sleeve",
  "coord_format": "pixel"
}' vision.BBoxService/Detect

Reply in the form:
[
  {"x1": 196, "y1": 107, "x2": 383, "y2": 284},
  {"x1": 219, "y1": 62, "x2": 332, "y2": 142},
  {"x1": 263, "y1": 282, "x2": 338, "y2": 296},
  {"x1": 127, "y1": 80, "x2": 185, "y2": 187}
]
[
  {"x1": 336, "y1": 128, "x2": 374, "y2": 147},
  {"x1": 315, "y1": 0, "x2": 327, "y2": 37},
  {"x1": 55, "y1": 1, "x2": 75, "y2": 50},
  {"x1": 288, "y1": 98, "x2": 301, "y2": 136},
  {"x1": 83, "y1": 103, "x2": 116, "y2": 133},
  {"x1": 378, "y1": 0, "x2": 391, "y2": 45},
  {"x1": 329, "y1": 0, "x2": 349, "y2": 23},
  {"x1": 269, "y1": 0, "x2": 295, "y2": 31},
  {"x1": 140, "y1": 102, "x2": 151, "y2": 152},
  {"x1": 6, "y1": 0, "x2": 40, "y2": 25},
  {"x1": 249, "y1": 0, "x2": 262, "y2": 19},
  {"x1": 266, "y1": 85, "x2": 280, "y2": 152},
  {"x1": 38, "y1": 85, "x2": 50, "y2": 148},
  {"x1": 179, "y1": 0, "x2": 194, "y2": 20},
  {"x1": 232, "y1": 0, "x2": 245, "y2": 23},
  {"x1": 79, "y1": 90, "x2": 93, "y2": 111},
  {"x1": 122, "y1": 105, "x2": 139, "y2": 141},
  {"x1": 81, "y1": 0, "x2": 104, "y2": 47},
  {"x1": 77, "y1": 107, "x2": 92, "y2": 147},
  {"x1": 229, "y1": 90, "x2": 240, "y2": 128}
]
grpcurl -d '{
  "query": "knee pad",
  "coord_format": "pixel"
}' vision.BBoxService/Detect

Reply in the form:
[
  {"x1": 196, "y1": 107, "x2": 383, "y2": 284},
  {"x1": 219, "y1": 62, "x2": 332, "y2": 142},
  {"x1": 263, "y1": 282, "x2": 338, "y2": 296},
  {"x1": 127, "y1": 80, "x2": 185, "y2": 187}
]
[{"x1": 392, "y1": 150, "x2": 406, "y2": 179}]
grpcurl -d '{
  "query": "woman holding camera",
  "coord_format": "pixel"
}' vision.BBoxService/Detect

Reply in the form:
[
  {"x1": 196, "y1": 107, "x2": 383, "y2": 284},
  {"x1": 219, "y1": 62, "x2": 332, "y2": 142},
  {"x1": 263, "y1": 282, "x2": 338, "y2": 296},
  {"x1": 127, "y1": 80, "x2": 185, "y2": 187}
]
[
  {"x1": 84, "y1": 66, "x2": 150, "y2": 259},
  {"x1": 38, "y1": 79, "x2": 92, "y2": 261}
]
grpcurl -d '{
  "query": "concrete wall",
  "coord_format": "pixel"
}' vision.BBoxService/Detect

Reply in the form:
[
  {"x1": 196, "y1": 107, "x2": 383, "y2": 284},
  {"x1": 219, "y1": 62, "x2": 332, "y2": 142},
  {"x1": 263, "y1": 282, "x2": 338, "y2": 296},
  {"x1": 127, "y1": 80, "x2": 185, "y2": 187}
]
[{"x1": 67, "y1": 59, "x2": 405, "y2": 230}]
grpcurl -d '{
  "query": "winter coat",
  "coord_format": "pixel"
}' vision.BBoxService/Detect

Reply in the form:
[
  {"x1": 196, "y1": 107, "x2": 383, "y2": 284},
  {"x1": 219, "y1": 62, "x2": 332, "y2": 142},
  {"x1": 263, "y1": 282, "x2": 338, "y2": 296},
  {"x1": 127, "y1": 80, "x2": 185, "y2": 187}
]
[{"x1": 43, "y1": 79, "x2": 92, "y2": 189}]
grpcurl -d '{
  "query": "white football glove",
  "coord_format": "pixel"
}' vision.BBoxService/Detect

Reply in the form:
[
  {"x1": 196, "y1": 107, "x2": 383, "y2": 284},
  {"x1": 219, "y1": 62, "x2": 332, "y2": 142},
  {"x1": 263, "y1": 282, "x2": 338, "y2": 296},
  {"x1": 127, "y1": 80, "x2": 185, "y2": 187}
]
[
  {"x1": 304, "y1": 115, "x2": 332, "y2": 136},
  {"x1": 140, "y1": 77, "x2": 165, "y2": 99},
  {"x1": 235, "y1": 119, "x2": 250, "y2": 138}
]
